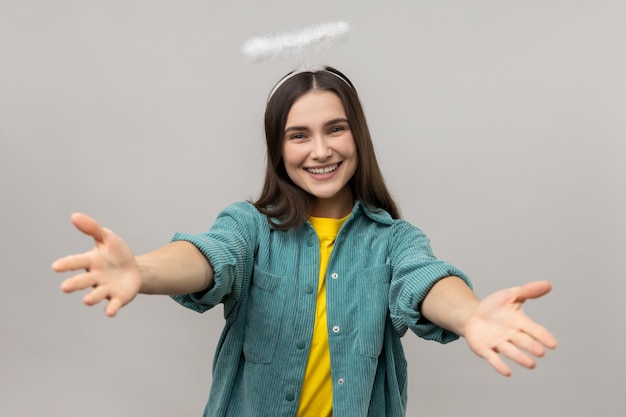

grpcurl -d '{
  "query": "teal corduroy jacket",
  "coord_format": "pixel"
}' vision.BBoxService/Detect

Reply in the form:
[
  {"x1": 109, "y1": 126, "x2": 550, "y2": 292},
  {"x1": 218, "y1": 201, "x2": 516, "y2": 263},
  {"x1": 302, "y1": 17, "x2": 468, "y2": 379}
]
[{"x1": 171, "y1": 200, "x2": 471, "y2": 417}]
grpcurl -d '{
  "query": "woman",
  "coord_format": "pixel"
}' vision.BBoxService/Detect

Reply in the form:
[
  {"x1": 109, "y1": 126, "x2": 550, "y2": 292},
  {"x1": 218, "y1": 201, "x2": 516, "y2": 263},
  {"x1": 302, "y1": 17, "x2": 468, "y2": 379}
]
[{"x1": 53, "y1": 67, "x2": 557, "y2": 417}]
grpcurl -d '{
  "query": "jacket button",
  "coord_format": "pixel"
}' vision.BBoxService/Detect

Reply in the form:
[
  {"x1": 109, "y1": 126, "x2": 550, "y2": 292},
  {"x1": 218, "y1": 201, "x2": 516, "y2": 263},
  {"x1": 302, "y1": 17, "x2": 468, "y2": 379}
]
[
  {"x1": 285, "y1": 392, "x2": 295, "y2": 401},
  {"x1": 305, "y1": 285, "x2": 314, "y2": 294},
  {"x1": 296, "y1": 340, "x2": 306, "y2": 349}
]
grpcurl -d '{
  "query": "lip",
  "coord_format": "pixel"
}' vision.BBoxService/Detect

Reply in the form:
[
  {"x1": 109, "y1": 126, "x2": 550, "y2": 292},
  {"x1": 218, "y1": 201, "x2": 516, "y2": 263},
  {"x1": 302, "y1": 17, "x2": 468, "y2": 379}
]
[{"x1": 304, "y1": 162, "x2": 342, "y2": 179}]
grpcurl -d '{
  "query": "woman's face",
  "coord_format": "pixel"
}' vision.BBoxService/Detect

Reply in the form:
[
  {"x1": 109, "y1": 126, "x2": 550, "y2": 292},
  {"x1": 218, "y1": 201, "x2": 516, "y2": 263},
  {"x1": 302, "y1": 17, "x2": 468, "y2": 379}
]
[{"x1": 282, "y1": 90, "x2": 358, "y2": 217}]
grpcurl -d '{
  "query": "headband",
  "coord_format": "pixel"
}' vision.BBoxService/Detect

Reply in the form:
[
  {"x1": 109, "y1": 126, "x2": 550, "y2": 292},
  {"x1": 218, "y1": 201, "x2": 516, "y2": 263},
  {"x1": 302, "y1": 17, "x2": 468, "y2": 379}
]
[{"x1": 267, "y1": 68, "x2": 353, "y2": 101}]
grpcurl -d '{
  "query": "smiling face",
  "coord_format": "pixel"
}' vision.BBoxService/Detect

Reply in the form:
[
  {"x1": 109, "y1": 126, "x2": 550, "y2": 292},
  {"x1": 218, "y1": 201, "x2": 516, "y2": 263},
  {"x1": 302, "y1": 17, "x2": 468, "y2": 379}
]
[{"x1": 282, "y1": 90, "x2": 358, "y2": 218}]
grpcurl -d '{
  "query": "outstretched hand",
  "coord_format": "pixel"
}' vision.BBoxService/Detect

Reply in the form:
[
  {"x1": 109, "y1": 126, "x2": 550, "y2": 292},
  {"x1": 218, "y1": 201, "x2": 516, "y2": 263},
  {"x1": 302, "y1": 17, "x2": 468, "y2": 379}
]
[
  {"x1": 52, "y1": 213, "x2": 142, "y2": 317},
  {"x1": 463, "y1": 281, "x2": 558, "y2": 376}
]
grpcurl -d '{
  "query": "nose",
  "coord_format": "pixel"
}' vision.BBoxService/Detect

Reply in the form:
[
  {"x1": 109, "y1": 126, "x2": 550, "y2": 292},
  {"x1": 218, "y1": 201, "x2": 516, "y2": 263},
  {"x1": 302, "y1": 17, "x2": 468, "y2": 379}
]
[{"x1": 310, "y1": 135, "x2": 332, "y2": 160}]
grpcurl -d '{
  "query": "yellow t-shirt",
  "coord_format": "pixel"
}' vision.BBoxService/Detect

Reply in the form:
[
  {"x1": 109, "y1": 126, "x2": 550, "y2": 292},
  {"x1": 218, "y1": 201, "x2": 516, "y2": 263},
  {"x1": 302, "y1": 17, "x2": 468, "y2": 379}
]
[{"x1": 297, "y1": 214, "x2": 349, "y2": 417}]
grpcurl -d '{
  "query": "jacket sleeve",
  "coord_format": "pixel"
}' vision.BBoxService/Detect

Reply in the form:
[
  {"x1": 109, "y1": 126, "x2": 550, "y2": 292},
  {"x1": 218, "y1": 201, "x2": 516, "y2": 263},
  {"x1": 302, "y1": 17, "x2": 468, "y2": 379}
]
[
  {"x1": 169, "y1": 202, "x2": 259, "y2": 319},
  {"x1": 388, "y1": 220, "x2": 472, "y2": 343}
]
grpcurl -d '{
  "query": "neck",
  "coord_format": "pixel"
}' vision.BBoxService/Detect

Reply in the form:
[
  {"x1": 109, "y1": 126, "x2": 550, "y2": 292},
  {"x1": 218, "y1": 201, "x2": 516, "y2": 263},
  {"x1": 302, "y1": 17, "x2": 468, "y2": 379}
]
[{"x1": 311, "y1": 189, "x2": 354, "y2": 219}]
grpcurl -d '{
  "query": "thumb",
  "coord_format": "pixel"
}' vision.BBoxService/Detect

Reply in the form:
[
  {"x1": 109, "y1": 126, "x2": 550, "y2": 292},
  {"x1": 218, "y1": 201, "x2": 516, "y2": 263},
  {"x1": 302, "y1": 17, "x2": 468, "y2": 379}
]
[
  {"x1": 516, "y1": 281, "x2": 553, "y2": 302},
  {"x1": 71, "y1": 212, "x2": 106, "y2": 243}
]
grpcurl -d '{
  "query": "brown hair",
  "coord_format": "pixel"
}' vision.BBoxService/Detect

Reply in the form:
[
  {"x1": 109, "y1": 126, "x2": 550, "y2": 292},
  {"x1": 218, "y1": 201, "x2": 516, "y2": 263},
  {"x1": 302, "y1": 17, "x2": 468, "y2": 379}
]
[{"x1": 253, "y1": 66, "x2": 400, "y2": 230}]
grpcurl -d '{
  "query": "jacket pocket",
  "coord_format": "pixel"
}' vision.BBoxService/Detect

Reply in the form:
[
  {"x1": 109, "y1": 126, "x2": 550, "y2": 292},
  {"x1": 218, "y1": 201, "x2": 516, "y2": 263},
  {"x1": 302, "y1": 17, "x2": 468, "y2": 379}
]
[
  {"x1": 242, "y1": 267, "x2": 285, "y2": 363},
  {"x1": 357, "y1": 263, "x2": 391, "y2": 358}
]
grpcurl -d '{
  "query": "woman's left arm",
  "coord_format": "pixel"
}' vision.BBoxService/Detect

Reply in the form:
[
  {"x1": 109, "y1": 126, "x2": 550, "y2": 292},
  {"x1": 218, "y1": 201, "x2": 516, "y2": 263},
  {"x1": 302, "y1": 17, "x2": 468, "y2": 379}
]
[{"x1": 420, "y1": 277, "x2": 558, "y2": 376}]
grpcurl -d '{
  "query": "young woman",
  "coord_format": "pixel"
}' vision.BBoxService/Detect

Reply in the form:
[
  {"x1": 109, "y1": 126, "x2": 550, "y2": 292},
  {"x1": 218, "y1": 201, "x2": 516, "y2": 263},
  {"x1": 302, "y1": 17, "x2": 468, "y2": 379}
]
[{"x1": 53, "y1": 67, "x2": 557, "y2": 417}]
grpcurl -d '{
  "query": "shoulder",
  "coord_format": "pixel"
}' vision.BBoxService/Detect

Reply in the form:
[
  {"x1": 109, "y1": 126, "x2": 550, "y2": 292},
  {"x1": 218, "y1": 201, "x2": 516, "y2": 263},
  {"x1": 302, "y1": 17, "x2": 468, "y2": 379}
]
[
  {"x1": 208, "y1": 201, "x2": 271, "y2": 242},
  {"x1": 220, "y1": 200, "x2": 259, "y2": 214},
  {"x1": 216, "y1": 201, "x2": 266, "y2": 224},
  {"x1": 357, "y1": 202, "x2": 425, "y2": 235}
]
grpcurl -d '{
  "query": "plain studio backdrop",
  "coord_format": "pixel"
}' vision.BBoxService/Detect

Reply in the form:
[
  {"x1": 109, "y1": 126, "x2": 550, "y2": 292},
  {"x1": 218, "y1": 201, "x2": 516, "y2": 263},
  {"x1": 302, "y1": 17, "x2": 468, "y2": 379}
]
[{"x1": 1, "y1": 1, "x2": 624, "y2": 416}]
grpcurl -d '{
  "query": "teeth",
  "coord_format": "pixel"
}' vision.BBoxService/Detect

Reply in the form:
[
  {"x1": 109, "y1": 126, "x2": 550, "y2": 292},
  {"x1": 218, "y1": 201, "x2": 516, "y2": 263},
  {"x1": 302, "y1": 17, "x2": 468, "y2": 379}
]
[{"x1": 307, "y1": 164, "x2": 338, "y2": 174}]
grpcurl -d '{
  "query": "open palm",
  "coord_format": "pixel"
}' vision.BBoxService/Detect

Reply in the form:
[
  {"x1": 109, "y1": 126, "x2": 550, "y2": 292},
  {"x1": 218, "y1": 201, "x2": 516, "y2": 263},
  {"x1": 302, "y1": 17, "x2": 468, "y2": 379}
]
[
  {"x1": 52, "y1": 213, "x2": 142, "y2": 317},
  {"x1": 463, "y1": 281, "x2": 558, "y2": 376}
]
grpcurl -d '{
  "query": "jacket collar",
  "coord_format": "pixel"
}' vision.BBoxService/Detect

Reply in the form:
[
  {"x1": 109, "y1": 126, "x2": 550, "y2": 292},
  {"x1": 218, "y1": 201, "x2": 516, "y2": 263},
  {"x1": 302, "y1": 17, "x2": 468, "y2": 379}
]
[
  {"x1": 351, "y1": 200, "x2": 394, "y2": 225},
  {"x1": 264, "y1": 200, "x2": 395, "y2": 229}
]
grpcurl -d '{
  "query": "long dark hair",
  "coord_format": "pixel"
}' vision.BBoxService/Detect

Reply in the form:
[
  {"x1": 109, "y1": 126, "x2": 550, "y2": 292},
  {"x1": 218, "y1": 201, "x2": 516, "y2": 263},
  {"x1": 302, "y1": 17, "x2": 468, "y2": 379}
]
[{"x1": 253, "y1": 66, "x2": 400, "y2": 230}]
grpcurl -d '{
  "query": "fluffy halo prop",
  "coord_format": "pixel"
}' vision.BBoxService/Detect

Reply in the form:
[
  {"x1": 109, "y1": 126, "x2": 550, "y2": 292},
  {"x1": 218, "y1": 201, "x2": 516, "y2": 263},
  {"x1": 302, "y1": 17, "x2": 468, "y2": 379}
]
[{"x1": 241, "y1": 21, "x2": 350, "y2": 68}]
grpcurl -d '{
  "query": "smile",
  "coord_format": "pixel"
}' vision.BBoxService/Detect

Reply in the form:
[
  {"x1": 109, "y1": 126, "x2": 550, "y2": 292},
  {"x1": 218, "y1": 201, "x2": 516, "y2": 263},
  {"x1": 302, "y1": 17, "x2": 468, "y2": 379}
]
[{"x1": 306, "y1": 164, "x2": 339, "y2": 175}]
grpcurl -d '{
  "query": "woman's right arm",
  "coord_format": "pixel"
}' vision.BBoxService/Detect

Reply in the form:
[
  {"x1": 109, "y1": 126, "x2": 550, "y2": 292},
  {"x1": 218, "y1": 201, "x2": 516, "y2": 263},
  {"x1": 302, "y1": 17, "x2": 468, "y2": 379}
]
[{"x1": 52, "y1": 212, "x2": 214, "y2": 317}]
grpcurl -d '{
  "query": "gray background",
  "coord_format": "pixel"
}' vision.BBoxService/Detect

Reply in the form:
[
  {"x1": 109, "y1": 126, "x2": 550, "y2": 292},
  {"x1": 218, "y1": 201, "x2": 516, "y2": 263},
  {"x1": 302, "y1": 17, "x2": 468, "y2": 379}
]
[{"x1": 1, "y1": 0, "x2": 624, "y2": 416}]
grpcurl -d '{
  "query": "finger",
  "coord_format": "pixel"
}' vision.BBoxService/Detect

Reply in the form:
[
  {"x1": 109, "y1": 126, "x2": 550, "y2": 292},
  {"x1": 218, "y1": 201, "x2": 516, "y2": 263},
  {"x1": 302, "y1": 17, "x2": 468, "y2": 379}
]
[
  {"x1": 60, "y1": 271, "x2": 97, "y2": 293},
  {"x1": 510, "y1": 331, "x2": 546, "y2": 358},
  {"x1": 516, "y1": 281, "x2": 553, "y2": 302},
  {"x1": 52, "y1": 252, "x2": 93, "y2": 273},
  {"x1": 497, "y1": 340, "x2": 536, "y2": 370},
  {"x1": 70, "y1": 212, "x2": 106, "y2": 243},
  {"x1": 482, "y1": 349, "x2": 512, "y2": 377},
  {"x1": 105, "y1": 298, "x2": 123, "y2": 318},
  {"x1": 83, "y1": 285, "x2": 110, "y2": 306},
  {"x1": 517, "y1": 317, "x2": 559, "y2": 350}
]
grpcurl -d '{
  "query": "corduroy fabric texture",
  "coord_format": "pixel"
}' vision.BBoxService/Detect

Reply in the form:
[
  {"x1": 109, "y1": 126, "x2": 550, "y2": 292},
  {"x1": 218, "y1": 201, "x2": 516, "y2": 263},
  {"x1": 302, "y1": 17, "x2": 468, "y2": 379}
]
[{"x1": 171, "y1": 201, "x2": 471, "y2": 417}]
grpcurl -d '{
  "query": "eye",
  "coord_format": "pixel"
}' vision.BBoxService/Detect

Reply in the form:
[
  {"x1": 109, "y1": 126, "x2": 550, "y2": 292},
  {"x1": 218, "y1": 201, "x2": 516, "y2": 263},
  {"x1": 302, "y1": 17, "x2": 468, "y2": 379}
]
[
  {"x1": 288, "y1": 133, "x2": 306, "y2": 140},
  {"x1": 329, "y1": 125, "x2": 347, "y2": 135}
]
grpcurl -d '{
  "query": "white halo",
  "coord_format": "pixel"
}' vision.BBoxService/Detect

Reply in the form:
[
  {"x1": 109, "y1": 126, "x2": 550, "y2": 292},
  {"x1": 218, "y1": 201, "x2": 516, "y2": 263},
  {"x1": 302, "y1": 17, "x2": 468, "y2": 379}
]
[{"x1": 241, "y1": 21, "x2": 351, "y2": 65}]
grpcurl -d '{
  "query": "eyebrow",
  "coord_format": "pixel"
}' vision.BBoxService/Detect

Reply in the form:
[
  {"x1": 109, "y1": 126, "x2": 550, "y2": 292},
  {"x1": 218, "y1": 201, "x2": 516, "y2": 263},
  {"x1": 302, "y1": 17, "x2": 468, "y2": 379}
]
[{"x1": 284, "y1": 118, "x2": 350, "y2": 134}]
